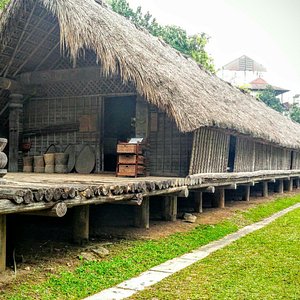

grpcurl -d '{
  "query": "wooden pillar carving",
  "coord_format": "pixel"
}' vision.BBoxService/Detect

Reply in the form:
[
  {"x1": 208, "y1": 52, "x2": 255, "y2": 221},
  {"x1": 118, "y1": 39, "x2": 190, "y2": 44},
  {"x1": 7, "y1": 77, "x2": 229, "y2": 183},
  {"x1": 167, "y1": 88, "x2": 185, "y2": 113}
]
[
  {"x1": 0, "y1": 215, "x2": 6, "y2": 272},
  {"x1": 8, "y1": 93, "x2": 23, "y2": 172},
  {"x1": 162, "y1": 196, "x2": 177, "y2": 221},
  {"x1": 134, "y1": 197, "x2": 149, "y2": 228},
  {"x1": 194, "y1": 191, "x2": 203, "y2": 213},
  {"x1": 72, "y1": 205, "x2": 89, "y2": 245}
]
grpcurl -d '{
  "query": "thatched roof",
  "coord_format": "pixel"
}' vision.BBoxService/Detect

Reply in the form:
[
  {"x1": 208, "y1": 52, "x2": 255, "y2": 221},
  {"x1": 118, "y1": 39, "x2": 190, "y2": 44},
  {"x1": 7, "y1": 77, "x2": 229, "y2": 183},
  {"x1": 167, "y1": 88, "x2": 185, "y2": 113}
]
[{"x1": 0, "y1": 0, "x2": 300, "y2": 149}]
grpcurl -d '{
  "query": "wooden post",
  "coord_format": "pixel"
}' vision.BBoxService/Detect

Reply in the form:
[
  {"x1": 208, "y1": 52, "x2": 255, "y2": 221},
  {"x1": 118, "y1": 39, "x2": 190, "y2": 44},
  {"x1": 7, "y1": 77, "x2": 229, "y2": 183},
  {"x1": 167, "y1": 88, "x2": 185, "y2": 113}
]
[
  {"x1": 212, "y1": 188, "x2": 225, "y2": 208},
  {"x1": 262, "y1": 181, "x2": 268, "y2": 197},
  {"x1": 288, "y1": 179, "x2": 293, "y2": 192},
  {"x1": 162, "y1": 196, "x2": 177, "y2": 221},
  {"x1": 134, "y1": 197, "x2": 149, "y2": 228},
  {"x1": 0, "y1": 215, "x2": 6, "y2": 272},
  {"x1": 8, "y1": 93, "x2": 23, "y2": 172},
  {"x1": 194, "y1": 191, "x2": 203, "y2": 213},
  {"x1": 242, "y1": 185, "x2": 250, "y2": 201},
  {"x1": 72, "y1": 205, "x2": 89, "y2": 245},
  {"x1": 296, "y1": 178, "x2": 300, "y2": 189},
  {"x1": 275, "y1": 179, "x2": 284, "y2": 194}
]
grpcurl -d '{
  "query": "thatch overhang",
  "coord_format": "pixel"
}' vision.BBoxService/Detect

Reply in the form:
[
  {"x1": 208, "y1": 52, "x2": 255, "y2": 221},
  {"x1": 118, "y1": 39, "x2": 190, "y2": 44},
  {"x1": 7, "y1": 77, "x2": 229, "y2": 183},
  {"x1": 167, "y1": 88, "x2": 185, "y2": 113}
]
[{"x1": 0, "y1": 0, "x2": 299, "y2": 149}]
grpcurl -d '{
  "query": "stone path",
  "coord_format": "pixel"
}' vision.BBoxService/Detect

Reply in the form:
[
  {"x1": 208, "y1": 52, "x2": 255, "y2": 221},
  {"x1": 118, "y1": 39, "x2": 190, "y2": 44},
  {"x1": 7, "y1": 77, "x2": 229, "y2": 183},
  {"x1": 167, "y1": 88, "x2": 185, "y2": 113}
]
[{"x1": 84, "y1": 203, "x2": 300, "y2": 300}]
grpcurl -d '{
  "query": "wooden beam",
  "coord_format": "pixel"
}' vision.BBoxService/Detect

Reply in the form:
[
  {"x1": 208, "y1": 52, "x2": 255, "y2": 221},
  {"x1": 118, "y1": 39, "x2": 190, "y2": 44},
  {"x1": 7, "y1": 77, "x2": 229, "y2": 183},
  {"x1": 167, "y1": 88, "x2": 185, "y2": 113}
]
[
  {"x1": 242, "y1": 185, "x2": 250, "y2": 201},
  {"x1": 72, "y1": 205, "x2": 89, "y2": 245},
  {"x1": 0, "y1": 77, "x2": 36, "y2": 94},
  {"x1": 13, "y1": 24, "x2": 58, "y2": 76},
  {"x1": 21, "y1": 202, "x2": 67, "y2": 218},
  {"x1": 194, "y1": 191, "x2": 203, "y2": 213},
  {"x1": 2, "y1": 2, "x2": 37, "y2": 77},
  {"x1": 201, "y1": 186, "x2": 215, "y2": 193},
  {"x1": 162, "y1": 196, "x2": 177, "y2": 222},
  {"x1": 223, "y1": 183, "x2": 237, "y2": 190},
  {"x1": 34, "y1": 41, "x2": 60, "y2": 72},
  {"x1": 20, "y1": 66, "x2": 105, "y2": 85},
  {"x1": 134, "y1": 197, "x2": 149, "y2": 229},
  {"x1": 176, "y1": 187, "x2": 189, "y2": 198},
  {"x1": 0, "y1": 215, "x2": 6, "y2": 272}
]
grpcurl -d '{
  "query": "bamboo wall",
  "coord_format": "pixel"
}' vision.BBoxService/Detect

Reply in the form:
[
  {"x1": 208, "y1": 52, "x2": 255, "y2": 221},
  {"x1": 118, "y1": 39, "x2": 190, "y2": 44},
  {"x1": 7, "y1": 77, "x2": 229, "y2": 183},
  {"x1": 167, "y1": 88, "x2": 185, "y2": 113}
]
[
  {"x1": 189, "y1": 128, "x2": 230, "y2": 174},
  {"x1": 234, "y1": 136, "x2": 292, "y2": 172},
  {"x1": 234, "y1": 137, "x2": 255, "y2": 172},
  {"x1": 23, "y1": 95, "x2": 102, "y2": 170},
  {"x1": 148, "y1": 107, "x2": 193, "y2": 177},
  {"x1": 291, "y1": 151, "x2": 300, "y2": 169}
]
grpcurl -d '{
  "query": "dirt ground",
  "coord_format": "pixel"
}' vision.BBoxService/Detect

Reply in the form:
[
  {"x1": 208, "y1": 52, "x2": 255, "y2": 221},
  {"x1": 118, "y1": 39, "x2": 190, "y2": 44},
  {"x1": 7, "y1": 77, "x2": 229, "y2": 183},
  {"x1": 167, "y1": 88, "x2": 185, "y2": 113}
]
[{"x1": 0, "y1": 190, "x2": 299, "y2": 293}]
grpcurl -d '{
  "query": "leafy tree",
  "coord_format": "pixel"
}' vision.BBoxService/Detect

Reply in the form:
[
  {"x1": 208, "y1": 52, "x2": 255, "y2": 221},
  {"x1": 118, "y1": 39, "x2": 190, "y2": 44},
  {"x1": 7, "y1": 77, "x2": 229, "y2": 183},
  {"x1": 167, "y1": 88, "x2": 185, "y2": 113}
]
[
  {"x1": 0, "y1": 0, "x2": 9, "y2": 10},
  {"x1": 257, "y1": 86, "x2": 285, "y2": 113},
  {"x1": 109, "y1": 0, "x2": 215, "y2": 72},
  {"x1": 289, "y1": 104, "x2": 300, "y2": 123}
]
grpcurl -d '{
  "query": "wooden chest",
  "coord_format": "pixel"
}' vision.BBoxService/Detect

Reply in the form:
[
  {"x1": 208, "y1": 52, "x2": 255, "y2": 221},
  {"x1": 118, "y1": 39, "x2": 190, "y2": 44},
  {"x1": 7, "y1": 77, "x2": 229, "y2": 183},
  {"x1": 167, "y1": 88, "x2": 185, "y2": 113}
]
[
  {"x1": 116, "y1": 143, "x2": 142, "y2": 154},
  {"x1": 117, "y1": 165, "x2": 145, "y2": 176},
  {"x1": 118, "y1": 155, "x2": 144, "y2": 165}
]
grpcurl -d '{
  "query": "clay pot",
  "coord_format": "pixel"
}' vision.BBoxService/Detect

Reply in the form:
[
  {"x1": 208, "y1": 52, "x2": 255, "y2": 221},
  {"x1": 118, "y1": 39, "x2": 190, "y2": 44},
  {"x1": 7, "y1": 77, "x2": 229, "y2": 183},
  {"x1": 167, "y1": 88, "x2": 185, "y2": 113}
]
[
  {"x1": 0, "y1": 152, "x2": 8, "y2": 169},
  {"x1": 0, "y1": 138, "x2": 7, "y2": 152}
]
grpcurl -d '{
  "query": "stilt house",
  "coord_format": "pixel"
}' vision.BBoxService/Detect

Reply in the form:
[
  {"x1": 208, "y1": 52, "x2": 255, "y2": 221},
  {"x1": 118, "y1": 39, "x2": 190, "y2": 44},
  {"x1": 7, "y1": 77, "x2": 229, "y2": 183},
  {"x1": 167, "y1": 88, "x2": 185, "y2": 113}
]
[
  {"x1": 2, "y1": 0, "x2": 300, "y2": 273},
  {"x1": 0, "y1": 0, "x2": 300, "y2": 176}
]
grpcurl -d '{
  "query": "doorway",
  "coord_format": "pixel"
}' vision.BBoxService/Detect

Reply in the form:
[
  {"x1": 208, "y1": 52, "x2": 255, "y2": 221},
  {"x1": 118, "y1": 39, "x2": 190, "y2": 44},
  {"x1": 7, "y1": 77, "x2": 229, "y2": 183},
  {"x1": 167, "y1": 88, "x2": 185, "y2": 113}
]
[
  {"x1": 103, "y1": 96, "x2": 136, "y2": 171},
  {"x1": 227, "y1": 135, "x2": 237, "y2": 172}
]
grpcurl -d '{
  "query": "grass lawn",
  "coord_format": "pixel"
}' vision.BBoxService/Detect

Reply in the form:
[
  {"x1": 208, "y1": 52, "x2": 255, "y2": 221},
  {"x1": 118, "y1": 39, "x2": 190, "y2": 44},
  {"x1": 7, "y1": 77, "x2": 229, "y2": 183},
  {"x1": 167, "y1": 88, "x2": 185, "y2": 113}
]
[
  {"x1": 131, "y1": 207, "x2": 300, "y2": 300},
  {"x1": 2, "y1": 195, "x2": 300, "y2": 300}
]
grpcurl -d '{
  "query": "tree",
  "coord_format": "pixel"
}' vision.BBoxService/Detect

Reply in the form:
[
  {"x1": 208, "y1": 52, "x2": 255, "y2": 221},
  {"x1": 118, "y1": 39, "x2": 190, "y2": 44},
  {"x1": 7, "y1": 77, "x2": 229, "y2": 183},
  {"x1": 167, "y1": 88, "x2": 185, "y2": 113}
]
[
  {"x1": 0, "y1": 0, "x2": 9, "y2": 10},
  {"x1": 109, "y1": 0, "x2": 215, "y2": 73},
  {"x1": 257, "y1": 86, "x2": 285, "y2": 113},
  {"x1": 289, "y1": 104, "x2": 300, "y2": 123}
]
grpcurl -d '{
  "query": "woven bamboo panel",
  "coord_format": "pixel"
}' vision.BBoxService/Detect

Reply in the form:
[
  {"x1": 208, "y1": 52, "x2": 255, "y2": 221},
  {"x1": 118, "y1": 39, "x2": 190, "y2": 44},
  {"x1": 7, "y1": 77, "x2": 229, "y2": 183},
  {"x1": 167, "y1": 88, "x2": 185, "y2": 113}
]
[
  {"x1": 292, "y1": 151, "x2": 300, "y2": 169},
  {"x1": 149, "y1": 106, "x2": 193, "y2": 177},
  {"x1": 38, "y1": 77, "x2": 135, "y2": 98},
  {"x1": 189, "y1": 128, "x2": 229, "y2": 174},
  {"x1": 234, "y1": 137, "x2": 255, "y2": 172},
  {"x1": 23, "y1": 96, "x2": 102, "y2": 160}
]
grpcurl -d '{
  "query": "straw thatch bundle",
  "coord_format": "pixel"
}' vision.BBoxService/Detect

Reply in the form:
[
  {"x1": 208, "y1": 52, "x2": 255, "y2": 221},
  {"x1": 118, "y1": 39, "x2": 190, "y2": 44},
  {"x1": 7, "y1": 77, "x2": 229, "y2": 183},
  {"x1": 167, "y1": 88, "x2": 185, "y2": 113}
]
[{"x1": 0, "y1": 0, "x2": 300, "y2": 148}]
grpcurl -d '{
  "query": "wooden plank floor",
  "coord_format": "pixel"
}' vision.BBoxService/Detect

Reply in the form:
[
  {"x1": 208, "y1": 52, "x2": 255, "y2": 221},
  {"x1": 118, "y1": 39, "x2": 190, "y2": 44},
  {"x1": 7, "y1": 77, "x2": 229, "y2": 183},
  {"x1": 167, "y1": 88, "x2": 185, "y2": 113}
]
[{"x1": 4, "y1": 172, "x2": 180, "y2": 186}]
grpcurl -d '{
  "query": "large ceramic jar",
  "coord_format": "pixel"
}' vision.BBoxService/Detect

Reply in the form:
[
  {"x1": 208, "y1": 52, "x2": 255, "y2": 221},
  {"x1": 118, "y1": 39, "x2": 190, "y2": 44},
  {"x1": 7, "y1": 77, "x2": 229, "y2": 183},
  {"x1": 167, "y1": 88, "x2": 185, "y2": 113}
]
[{"x1": 0, "y1": 138, "x2": 8, "y2": 169}]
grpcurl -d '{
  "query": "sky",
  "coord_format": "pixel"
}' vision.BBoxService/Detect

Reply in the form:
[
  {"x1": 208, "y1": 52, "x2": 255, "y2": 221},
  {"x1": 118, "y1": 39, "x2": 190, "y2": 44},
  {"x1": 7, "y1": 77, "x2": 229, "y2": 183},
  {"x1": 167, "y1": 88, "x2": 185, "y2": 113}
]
[{"x1": 127, "y1": 0, "x2": 300, "y2": 101}]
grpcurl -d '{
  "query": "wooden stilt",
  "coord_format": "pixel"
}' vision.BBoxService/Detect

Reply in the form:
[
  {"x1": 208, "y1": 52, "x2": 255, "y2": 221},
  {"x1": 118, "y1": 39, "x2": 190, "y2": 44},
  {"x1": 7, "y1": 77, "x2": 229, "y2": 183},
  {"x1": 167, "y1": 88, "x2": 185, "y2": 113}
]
[
  {"x1": 275, "y1": 179, "x2": 284, "y2": 194},
  {"x1": 262, "y1": 181, "x2": 268, "y2": 197},
  {"x1": 72, "y1": 205, "x2": 89, "y2": 245},
  {"x1": 134, "y1": 197, "x2": 149, "y2": 228},
  {"x1": 288, "y1": 179, "x2": 293, "y2": 192},
  {"x1": 162, "y1": 196, "x2": 177, "y2": 221},
  {"x1": 242, "y1": 185, "x2": 250, "y2": 201},
  {"x1": 194, "y1": 191, "x2": 203, "y2": 213},
  {"x1": 0, "y1": 215, "x2": 6, "y2": 272},
  {"x1": 296, "y1": 178, "x2": 300, "y2": 189},
  {"x1": 212, "y1": 188, "x2": 225, "y2": 208}
]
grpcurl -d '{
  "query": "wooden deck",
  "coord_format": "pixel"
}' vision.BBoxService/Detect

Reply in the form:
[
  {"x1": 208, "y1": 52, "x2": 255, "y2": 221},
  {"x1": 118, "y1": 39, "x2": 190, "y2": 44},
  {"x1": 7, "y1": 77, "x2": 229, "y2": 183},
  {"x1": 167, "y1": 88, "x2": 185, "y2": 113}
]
[{"x1": 0, "y1": 170, "x2": 300, "y2": 215}]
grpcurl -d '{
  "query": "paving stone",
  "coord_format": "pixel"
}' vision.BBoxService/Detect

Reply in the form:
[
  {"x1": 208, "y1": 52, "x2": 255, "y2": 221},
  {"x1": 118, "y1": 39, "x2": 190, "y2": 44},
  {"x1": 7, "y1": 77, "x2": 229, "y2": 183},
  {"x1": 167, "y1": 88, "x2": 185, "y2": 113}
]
[
  {"x1": 84, "y1": 287, "x2": 136, "y2": 300},
  {"x1": 117, "y1": 270, "x2": 170, "y2": 291}
]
